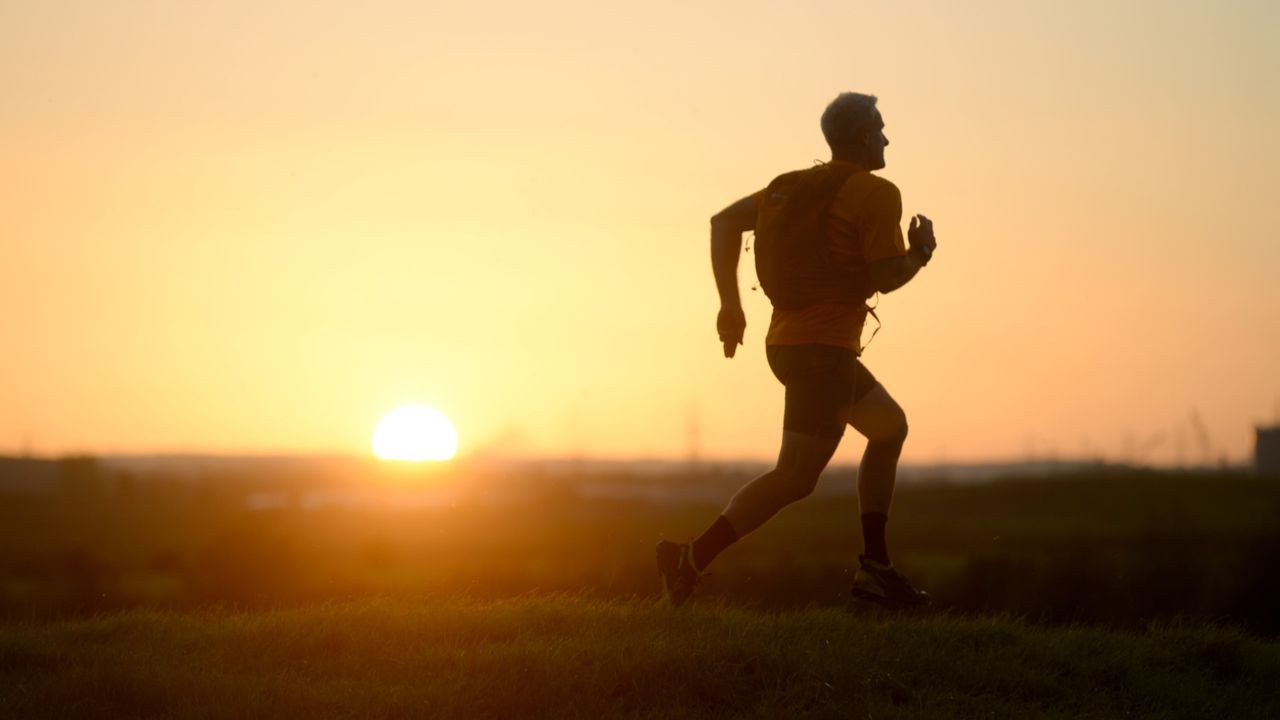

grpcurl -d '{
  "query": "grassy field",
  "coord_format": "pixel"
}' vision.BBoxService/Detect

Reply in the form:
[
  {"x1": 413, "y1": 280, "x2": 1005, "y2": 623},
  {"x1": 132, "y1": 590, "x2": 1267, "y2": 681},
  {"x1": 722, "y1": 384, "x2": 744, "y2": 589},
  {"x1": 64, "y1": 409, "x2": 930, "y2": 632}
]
[
  {"x1": 2, "y1": 594, "x2": 1278, "y2": 719},
  {"x1": 4, "y1": 463, "x2": 1280, "y2": 716},
  {"x1": 3, "y1": 465, "x2": 1278, "y2": 635}
]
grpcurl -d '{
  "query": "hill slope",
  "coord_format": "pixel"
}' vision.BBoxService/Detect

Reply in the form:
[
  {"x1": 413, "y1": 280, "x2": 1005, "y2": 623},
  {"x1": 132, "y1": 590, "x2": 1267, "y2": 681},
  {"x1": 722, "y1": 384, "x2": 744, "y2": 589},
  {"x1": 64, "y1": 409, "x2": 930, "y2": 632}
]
[{"x1": 2, "y1": 595, "x2": 1277, "y2": 719}]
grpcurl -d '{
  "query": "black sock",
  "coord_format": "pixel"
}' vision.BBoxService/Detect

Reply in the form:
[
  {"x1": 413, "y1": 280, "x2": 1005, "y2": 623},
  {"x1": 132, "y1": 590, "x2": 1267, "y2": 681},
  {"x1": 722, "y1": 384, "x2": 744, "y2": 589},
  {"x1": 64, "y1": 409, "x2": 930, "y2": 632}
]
[
  {"x1": 691, "y1": 515, "x2": 738, "y2": 572},
  {"x1": 861, "y1": 512, "x2": 890, "y2": 565}
]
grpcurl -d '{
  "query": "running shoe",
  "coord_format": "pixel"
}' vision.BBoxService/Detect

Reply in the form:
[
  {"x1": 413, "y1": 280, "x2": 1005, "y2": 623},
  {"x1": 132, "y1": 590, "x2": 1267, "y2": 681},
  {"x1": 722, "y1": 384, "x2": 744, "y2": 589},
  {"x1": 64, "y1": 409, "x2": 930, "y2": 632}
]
[
  {"x1": 655, "y1": 540, "x2": 704, "y2": 607},
  {"x1": 851, "y1": 555, "x2": 930, "y2": 608}
]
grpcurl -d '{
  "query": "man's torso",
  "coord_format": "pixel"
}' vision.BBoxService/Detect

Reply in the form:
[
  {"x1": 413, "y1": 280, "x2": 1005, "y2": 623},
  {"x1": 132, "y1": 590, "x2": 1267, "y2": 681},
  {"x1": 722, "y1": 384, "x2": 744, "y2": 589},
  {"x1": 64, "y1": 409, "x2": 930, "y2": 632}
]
[{"x1": 756, "y1": 162, "x2": 907, "y2": 352}]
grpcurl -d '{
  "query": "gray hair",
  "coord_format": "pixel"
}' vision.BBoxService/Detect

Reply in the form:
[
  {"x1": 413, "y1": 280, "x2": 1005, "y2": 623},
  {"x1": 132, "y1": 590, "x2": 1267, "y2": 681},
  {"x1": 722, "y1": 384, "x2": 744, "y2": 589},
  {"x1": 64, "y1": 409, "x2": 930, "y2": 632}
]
[{"x1": 820, "y1": 92, "x2": 879, "y2": 151}]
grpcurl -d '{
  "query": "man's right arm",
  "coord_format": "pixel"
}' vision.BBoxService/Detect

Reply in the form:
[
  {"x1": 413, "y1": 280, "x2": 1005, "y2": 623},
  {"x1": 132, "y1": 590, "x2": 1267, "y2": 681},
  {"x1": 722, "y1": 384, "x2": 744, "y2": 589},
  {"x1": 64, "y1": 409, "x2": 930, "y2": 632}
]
[{"x1": 710, "y1": 194, "x2": 758, "y2": 358}]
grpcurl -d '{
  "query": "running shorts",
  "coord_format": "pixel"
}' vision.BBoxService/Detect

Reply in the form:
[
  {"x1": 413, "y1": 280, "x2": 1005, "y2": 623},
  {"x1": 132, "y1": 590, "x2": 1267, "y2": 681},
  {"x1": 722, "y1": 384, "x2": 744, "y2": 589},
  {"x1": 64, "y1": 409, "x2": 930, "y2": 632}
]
[{"x1": 765, "y1": 343, "x2": 879, "y2": 439}]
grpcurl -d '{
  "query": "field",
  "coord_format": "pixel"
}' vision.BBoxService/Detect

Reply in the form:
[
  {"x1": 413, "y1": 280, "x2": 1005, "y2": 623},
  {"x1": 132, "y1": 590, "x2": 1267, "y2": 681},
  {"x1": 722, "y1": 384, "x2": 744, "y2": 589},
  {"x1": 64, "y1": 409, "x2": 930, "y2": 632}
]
[
  {"x1": 1, "y1": 459, "x2": 1279, "y2": 716},
  {"x1": 3, "y1": 595, "x2": 1279, "y2": 719},
  {"x1": 2, "y1": 461, "x2": 1278, "y2": 633}
]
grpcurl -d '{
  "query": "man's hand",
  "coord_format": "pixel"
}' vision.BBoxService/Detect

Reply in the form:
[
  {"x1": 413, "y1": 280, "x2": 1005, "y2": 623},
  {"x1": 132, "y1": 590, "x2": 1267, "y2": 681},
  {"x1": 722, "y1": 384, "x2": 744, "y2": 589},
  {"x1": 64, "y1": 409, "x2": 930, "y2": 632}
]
[
  {"x1": 908, "y1": 214, "x2": 937, "y2": 264},
  {"x1": 717, "y1": 305, "x2": 746, "y2": 358}
]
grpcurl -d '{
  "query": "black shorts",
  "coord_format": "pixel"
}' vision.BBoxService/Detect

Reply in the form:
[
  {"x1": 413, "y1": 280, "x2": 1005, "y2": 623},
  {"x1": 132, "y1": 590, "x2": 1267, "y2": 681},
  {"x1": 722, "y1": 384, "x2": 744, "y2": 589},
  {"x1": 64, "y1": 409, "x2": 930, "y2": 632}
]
[{"x1": 766, "y1": 344, "x2": 879, "y2": 439}]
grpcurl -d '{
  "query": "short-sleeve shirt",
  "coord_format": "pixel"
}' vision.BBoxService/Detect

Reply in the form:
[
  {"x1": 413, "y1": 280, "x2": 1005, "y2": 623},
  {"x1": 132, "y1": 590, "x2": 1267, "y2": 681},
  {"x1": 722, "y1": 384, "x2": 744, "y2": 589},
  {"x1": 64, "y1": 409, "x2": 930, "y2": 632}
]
[{"x1": 754, "y1": 162, "x2": 906, "y2": 353}]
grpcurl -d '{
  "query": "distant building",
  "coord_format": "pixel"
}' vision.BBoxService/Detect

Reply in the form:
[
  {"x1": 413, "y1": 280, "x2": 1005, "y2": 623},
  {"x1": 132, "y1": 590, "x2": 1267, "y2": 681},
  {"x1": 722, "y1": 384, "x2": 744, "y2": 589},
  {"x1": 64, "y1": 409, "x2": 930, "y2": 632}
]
[
  {"x1": 0, "y1": 455, "x2": 104, "y2": 495},
  {"x1": 0, "y1": 456, "x2": 60, "y2": 495},
  {"x1": 1257, "y1": 426, "x2": 1280, "y2": 476}
]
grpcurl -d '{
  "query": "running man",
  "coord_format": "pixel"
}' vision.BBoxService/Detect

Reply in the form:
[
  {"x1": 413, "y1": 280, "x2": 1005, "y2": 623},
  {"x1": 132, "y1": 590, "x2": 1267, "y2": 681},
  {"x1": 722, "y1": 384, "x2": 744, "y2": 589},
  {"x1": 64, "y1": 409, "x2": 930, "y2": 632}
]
[{"x1": 657, "y1": 92, "x2": 937, "y2": 608}]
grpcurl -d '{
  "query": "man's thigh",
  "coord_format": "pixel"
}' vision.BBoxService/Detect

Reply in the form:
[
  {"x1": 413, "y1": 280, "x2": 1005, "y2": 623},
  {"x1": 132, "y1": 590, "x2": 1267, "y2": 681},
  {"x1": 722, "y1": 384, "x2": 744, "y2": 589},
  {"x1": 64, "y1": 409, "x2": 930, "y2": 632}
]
[{"x1": 769, "y1": 344, "x2": 855, "y2": 440}]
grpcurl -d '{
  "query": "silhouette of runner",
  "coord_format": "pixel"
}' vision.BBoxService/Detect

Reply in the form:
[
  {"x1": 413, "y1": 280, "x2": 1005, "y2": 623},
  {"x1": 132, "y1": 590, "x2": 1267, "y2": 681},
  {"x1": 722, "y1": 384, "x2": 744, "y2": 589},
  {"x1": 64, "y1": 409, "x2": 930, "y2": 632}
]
[{"x1": 658, "y1": 92, "x2": 937, "y2": 608}]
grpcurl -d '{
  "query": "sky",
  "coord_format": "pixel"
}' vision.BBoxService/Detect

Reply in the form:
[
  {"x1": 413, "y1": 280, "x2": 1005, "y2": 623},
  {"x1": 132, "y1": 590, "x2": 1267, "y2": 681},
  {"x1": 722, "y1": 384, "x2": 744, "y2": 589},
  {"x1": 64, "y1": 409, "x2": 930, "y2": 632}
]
[{"x1": 2, "y1": 0, "x2": 1278, "y2": 465}]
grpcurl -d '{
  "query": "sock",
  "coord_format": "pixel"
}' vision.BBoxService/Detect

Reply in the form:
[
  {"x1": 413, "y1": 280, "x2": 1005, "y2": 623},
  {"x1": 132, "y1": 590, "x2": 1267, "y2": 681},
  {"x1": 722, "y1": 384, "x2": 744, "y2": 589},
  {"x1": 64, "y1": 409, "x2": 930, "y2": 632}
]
[
  {"x1": 690, "y1": 515, "x2": 738, "y2": 572},
  {"x1": 861, "y1": 512, "x2": 890, "y2": 566}
]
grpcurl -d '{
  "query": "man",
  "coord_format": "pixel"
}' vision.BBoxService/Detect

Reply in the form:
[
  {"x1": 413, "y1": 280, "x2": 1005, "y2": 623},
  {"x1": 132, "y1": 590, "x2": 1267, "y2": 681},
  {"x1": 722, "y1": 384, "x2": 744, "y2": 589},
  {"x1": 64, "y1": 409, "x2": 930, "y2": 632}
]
[{"x1": 657, "y1": 92, "x2": 937, "y2": 608}]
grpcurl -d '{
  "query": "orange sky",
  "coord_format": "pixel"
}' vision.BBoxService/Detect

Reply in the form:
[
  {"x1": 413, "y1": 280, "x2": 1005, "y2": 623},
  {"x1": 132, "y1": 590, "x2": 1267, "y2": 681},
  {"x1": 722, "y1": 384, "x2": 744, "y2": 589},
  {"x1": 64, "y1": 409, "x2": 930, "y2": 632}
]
[{"x1": 3, "y1": 1, "x2": 1278, "y2": 464}]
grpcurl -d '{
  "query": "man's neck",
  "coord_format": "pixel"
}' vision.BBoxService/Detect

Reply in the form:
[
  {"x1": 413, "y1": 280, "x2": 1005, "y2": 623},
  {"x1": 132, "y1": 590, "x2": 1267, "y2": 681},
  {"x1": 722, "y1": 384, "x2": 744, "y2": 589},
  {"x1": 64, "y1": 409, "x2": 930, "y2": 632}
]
[{"x1": 830, "y1": 154, "x2": 870, "y2": 170}]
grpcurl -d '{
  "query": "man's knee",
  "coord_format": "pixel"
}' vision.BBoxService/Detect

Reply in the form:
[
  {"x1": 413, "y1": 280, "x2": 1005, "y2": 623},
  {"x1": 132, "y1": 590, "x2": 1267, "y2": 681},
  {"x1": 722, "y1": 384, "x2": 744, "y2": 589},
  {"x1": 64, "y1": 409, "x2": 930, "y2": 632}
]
[
  {"x1": 785, "y1": 468, "x2": 821, "y2": 502},
  {"x1": 870, "y1": 411, "x2": 908, "y2": 446},
  {"x1": 891, "y1": 414, "x2": 909, "y2": 444},
  {"x1": 848, "y1": 384, "x2": 910, "y2": 445},
  {"x1": 773, "y1": 435, "x2": 834, "y2": 502}
]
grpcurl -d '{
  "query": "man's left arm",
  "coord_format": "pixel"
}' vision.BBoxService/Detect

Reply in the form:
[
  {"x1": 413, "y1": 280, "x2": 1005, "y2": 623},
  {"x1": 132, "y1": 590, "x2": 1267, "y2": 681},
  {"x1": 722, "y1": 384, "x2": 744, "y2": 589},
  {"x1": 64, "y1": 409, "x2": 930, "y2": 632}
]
[{"x1": 867, "y1": 214, "x2": 935, "y2": 294}]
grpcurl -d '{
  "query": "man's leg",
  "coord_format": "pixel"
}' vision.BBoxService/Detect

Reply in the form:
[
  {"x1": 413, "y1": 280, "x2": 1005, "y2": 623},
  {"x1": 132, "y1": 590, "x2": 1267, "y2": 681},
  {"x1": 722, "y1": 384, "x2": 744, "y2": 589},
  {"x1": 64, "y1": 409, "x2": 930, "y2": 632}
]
[
  {"x1": 845, "y1": 379, "x2": 927, "y2": 607},
  {"x1": 846, "y1": 383, "x2": 908, "y2": 565},
  {"x1": 659, "y1": 344, "x2": 846, "y2": 606},
  {"x1": 657, "y1": 430, "x2": 840, "y2": 606},
  {"x1": 688, "y1": 345, "x2": 849, "y2": 572},
  {"x1": 690, "y1": 429, "x2": 842, "y2": 570}
]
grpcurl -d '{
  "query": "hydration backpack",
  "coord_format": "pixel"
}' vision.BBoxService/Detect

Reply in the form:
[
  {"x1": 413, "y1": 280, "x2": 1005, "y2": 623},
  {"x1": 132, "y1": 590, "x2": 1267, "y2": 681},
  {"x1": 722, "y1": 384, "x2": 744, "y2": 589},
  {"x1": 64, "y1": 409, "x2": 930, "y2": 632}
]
[{"x1": 753, "y1": 163, "x2": 872, "y2": 310}]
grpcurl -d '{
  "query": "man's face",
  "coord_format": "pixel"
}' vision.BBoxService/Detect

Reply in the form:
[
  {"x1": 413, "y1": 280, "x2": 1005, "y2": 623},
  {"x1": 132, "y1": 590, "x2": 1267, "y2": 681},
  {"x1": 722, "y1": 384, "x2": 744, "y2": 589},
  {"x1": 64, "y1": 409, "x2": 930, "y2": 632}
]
[{"x1": 863, "y1": 110, "x2": 889, "y2": 170}]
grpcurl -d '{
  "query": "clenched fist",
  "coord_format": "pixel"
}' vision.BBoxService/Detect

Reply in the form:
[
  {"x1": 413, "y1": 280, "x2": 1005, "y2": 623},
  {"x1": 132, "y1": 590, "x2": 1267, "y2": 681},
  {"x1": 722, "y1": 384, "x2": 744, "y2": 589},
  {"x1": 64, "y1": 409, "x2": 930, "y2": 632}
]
[
  {"x1": 717, "y1": 305, "x2": 746, "y2": 358},
  {"x1": 908, "y1": 214, "x2": 937, "y2": 265}
]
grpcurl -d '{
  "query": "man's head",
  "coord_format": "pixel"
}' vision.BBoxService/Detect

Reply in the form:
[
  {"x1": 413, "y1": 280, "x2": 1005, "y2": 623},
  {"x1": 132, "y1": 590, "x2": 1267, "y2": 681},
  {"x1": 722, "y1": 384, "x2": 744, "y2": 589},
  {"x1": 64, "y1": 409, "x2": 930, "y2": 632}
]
[{"x1": 821, "y1": 92, "x2": 888, "y2": 170}]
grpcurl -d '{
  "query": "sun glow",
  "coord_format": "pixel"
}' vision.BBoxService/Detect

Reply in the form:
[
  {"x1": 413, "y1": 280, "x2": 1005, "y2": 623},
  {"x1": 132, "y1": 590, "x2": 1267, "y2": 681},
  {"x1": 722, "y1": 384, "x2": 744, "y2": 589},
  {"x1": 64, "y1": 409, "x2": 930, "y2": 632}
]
[{"x1": 371, "y1": 404, "x2": 458, "y2": 461}]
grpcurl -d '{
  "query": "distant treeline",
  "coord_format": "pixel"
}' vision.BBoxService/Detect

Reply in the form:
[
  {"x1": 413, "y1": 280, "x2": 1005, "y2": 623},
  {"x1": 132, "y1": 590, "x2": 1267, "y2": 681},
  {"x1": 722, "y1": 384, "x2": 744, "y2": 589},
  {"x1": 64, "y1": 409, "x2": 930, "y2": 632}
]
[{"x1": 0, "y1": 460, "x2": 1277, "y2": 636}]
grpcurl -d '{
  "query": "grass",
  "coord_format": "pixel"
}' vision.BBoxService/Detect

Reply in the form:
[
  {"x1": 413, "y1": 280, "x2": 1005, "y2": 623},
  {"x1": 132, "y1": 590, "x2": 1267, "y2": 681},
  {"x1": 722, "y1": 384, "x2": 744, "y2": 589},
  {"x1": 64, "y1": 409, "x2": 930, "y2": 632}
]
[
  {"x1": 2, "y1": 594, "x2": 1278, "y2": 719},
  {"x1": 8, "y1": 470, "x2": 1280, "y2": 635}
]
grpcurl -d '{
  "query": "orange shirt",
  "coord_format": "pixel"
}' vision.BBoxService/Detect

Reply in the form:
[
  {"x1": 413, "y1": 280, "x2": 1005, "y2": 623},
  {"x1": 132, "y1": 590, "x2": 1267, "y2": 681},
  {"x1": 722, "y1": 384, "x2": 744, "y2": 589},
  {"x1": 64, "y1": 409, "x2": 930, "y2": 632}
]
[{"x1": 756, "y1": 162, "x2": 906, "y2": 353}]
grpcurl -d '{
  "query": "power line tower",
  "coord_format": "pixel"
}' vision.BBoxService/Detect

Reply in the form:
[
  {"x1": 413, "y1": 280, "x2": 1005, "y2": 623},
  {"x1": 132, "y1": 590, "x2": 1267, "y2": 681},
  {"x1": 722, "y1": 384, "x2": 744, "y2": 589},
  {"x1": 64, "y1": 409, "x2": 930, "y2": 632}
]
[{"x1": 1188, "y1": 409, "x2": 1212, "y2": 468}]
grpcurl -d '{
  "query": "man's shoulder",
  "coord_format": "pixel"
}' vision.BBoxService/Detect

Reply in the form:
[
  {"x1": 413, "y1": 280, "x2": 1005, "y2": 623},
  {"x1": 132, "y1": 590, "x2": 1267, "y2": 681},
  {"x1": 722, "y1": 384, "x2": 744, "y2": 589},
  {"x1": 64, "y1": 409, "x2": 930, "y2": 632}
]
[
  {"x1": 763, "y1": 166, "x2": 817, "y2": 191},
  {"x1": 843, "y1": 171, "x2": 899, "y2": 196},
  {"x1": 832, "y1": 172, "x2": 900, "y2": 217}
]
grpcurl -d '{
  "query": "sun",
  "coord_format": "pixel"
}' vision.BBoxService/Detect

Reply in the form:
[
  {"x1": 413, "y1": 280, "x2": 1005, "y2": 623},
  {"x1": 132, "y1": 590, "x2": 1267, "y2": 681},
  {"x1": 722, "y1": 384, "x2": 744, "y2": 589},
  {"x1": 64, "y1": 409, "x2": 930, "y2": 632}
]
[{"x1": 371, "y1": 404, "x2": 458, "y2": 461}]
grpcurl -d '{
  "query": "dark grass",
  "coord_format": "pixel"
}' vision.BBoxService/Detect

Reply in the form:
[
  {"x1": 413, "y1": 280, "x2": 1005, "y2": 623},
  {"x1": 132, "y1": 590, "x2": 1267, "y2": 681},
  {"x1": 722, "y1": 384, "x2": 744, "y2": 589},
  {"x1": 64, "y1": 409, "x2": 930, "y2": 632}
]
[
  {"x1": 2, "y1": 594, "x2": 1278, "y2": 719},
  {"x1": 4, "y1": 469, "x2": 1280, "y2": 635}
]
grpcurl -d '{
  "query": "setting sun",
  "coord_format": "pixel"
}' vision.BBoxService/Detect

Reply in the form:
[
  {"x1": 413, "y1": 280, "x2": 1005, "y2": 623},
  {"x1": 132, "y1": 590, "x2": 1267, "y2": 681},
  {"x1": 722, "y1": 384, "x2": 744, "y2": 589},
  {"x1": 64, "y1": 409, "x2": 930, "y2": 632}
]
[{"x1": 371, "y1": 404, "x2": 458, "y2": 462}]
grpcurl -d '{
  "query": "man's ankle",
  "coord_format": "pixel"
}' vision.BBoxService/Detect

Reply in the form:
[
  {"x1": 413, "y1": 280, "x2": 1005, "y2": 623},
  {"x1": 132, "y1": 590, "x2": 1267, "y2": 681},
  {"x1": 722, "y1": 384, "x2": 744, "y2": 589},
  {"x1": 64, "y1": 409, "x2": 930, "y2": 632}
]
[
  {"x1": 861, "y1": 554, "x2": 892, "y2": 570},
  {"x1": 860, "y1": 512, "x2": 890, "y2": 567},
  {"x1": 691, "y1": 515, "x2": 738, "y2": 572}
]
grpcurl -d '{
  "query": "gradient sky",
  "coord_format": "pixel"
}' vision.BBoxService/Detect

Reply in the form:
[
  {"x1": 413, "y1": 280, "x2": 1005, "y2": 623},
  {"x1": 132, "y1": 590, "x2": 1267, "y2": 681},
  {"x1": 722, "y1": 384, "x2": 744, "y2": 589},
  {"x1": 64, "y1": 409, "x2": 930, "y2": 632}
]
[{"x1": 3, "y1": 1, "x2": 1278, "y2": 464}]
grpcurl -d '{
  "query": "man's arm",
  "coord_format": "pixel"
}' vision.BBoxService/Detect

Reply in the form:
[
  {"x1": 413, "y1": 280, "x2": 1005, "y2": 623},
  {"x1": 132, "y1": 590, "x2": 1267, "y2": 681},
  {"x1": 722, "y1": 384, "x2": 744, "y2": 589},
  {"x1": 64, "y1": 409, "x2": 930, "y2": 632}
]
[
  {"x1": 866, "y1": 247, "x2": 928, "y2": 294},
  {"x1": 710, "y1": 195, "x2": 757, "y2": 358},
  {"x1": 866, "y1": 214, "x2": 936, "y2": 294}
]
